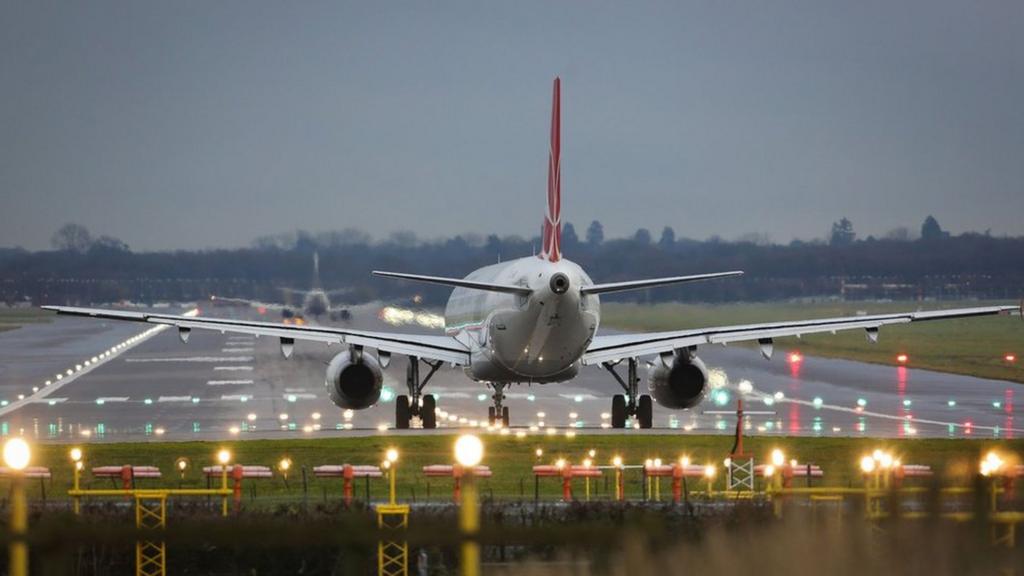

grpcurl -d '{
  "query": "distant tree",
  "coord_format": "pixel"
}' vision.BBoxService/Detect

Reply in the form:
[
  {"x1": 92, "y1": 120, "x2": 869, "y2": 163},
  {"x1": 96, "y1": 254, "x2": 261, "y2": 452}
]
[
  {"x1": 586, "y1": 220, "x2": 604, "y2": 246},
  {"x1": 91, "y1": 235, "x2": 130, "y2": 252},
  {"x1": 884, "y1": 227, "x2": 912, "y2": 241},
  {"x1": 634, "y1": 228, "x2": 652, "y2": 245},
  {"x1": 562, "y1": 222, "x2": 579, "y2": 249},
  {"x1": 658, "y1": 226, "x2": 676, "y2": 249},
  {"x1": 921, "y1": 215, "x2": 945, "y2": 241},
  {"x1": 829, "y1": 217, "x2": 856, "y2": 246},
  {"x1": 736, "y1": 232, "x2": 772, "y2": 246},
  {"x1": 51, "y1": 223, "x2": 93, "y2": 253},
  {"x1": 388, "y1": 231, "x2": 418, "y2": 248}
]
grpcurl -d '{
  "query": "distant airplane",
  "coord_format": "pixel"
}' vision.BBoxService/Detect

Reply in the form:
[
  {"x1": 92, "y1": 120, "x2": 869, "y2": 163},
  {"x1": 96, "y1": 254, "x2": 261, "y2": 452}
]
[
  {"x1": 211, "y1": 252, "x2": 351, "y2": 323},
  {"x1": 45, "y1": 78, "x2": 1021, "y2": 430}
]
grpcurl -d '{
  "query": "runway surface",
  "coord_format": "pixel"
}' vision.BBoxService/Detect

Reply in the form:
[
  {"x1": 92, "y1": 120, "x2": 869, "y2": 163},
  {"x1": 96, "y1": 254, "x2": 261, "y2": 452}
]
[{"x1": 0, "y1": 303, "x2": 1019, "y2": 442}]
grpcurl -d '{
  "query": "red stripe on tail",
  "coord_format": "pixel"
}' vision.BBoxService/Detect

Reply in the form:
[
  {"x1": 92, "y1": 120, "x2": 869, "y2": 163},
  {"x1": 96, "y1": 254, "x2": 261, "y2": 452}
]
[{"x1": 541, "y1": 77, "x2": 562, "y2": 262}]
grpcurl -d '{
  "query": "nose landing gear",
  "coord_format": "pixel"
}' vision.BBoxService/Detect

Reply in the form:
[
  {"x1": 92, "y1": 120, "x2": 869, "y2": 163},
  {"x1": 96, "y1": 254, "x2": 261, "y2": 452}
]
[{"x1": 604, "y1": 358, "x2": 653, "y2": 429}]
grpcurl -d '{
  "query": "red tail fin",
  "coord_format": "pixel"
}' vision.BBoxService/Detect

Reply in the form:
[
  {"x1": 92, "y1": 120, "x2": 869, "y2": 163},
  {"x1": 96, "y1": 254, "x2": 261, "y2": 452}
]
[{"x1": 541, "y1": 77, "x2": 562, "y2": 262}]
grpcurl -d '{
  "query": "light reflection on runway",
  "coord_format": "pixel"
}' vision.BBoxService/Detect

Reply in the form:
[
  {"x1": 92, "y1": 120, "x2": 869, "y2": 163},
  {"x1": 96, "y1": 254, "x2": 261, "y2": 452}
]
[{"x1": 0, "y1": 304, "x2": 1019, "y2": 442}]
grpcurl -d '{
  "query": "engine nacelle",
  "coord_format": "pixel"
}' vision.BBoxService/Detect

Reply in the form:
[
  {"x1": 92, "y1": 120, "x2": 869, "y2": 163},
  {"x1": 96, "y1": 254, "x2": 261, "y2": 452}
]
[
  {"x1": 325, "y1": 349, "x2": 384, "y2": 409},
  {"x1": 647, "y1": 353, "x2": 709, "y2": 409}
]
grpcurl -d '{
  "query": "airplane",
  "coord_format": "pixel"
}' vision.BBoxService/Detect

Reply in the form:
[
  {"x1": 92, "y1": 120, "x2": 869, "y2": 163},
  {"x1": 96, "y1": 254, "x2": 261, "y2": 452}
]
[
  {"x1": 211, "y1": 252, "x2": 352, "y2": 323},
  {"x1": 43, "y1": 78, "x2": 1021, "y2": 430}
]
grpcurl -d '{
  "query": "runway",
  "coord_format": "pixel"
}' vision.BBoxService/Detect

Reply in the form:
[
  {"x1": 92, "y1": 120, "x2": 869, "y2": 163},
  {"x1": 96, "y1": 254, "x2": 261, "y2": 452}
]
[{"x1": 0, "y1": 303, "x2": 1019, "y2": 442}]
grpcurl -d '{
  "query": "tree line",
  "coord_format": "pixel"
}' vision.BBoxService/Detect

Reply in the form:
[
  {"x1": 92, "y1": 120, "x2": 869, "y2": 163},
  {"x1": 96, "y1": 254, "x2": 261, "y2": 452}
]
[{"x1": 2, "y1": 217, "x2": 1021, "y2": 307}]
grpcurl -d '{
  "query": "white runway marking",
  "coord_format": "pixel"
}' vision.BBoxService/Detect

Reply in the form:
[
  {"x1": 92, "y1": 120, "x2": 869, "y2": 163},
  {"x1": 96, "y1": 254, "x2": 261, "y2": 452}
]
[
  {"x1": 221, "y1": 348, "x2": 255, "y2": 353},
  {"x1": 284, "y1": 387, "x2": 309, "y2": 392},
  {"x1": 126, "y1": 356, "x2": 253, "y2": 363},
  {"x1": 206, "y1": 380, "x2": 254, "y2": 386},
  {"x1": 34, "y1": 397, "x2": 66, "y2": 404},
  {"x1": 221, "y1": 394, "x2": 251, "y2": 401},
  {"x1": 213, "y1": 366, "x2": 254, "y2": 372},
  {"x1": 283, "y1": 393, "x2": 317, "y2": 400},
  {"x1": 96, "y1": 397, "x2": 129, "y2": 403},
  {"x1": 158, "y1": 396, "x2": 193, "y2": 403}
]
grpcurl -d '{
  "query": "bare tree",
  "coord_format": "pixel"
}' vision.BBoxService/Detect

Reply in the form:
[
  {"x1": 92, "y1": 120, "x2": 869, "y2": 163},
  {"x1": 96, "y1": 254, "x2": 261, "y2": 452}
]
[{"x1": 51, "y1": 223, "x2": 93, "y2": 253}]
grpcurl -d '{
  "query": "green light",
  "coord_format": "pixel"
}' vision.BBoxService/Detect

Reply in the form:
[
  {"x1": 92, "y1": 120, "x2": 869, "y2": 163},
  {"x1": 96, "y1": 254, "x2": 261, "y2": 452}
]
[
  {"x1": 477, "y1": 393, "x2": 487, "y2": 402},
  {"x1": 380, "y1": 387, "x2": 395, "y2": 402},
  {"x1": 527, "y1": 394, "x2": 536, "y2": 402},
  {"x1": 993, "y1": 401, "x2": 1002, "y2": 409},
  {"x1": 856, "y1": 398, "x2": 867, "y2": 407},
  {"x1": 143, "y1": 398, "x2": 153, "y2": 405},
  {"x1": 947, "y1": 400, "x2": 957, "y2": 407},
  {"x1": 287, "y1": 394, "x2": 297, "y2": 403},
  {"x1": 902, "y1": 399, "x2": 912, "y2": 407}
]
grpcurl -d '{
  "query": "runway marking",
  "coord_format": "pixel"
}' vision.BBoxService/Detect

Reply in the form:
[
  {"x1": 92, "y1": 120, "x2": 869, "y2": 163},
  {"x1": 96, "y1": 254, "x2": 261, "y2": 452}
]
[
  {"x1": 221, "y1": 348, "x2": 255, "y2": 353},
  {"x1": 34, "y1": 397, "x2": 66, "y2": 404},
  {"x1": 213, "y1": 366, "x2": 254, "y2": 371},
  {"x1": 206, "y1": 380, "x2": 254, "y2": 386},
  {"x1": 284, "y1": 387, "x2": 309, "y2": 392},
  {"x1": 283, "y1": 393, "x2": 317, "y2": 400},
  {"x1": 126, "y1": 356, "x2": 253, "y2": 363},
  {"x1": 226, "y1": 336, "x2": 254, "y2": 342},
  {"x1": 221, "y1": 394, "x2": 251, "y2": 401},
  {"x1": 96, "y1": 397, "x2": 129, "y2": 403},
  {"x1": 158, "y1": 396, "x2": 194, "y2": 403}
]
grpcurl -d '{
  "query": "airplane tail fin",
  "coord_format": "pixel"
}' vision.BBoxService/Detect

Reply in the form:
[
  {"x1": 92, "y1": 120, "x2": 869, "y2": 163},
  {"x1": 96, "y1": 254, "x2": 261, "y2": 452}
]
[{"x1": 540, "y1": 77, "x2": 562, "y2": 262}]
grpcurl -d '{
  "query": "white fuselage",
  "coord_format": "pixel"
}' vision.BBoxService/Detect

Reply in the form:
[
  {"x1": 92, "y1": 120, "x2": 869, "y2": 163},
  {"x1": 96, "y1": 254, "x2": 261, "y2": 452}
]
[{"x1": 444, "y1": 256, "x2": 600, "y2": 383}]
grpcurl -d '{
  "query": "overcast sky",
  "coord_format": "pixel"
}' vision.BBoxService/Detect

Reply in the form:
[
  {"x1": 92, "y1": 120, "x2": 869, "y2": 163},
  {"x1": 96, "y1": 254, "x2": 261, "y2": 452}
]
[{"x1": 1, "y1": 1, "x2": 1021, "y2": 251}]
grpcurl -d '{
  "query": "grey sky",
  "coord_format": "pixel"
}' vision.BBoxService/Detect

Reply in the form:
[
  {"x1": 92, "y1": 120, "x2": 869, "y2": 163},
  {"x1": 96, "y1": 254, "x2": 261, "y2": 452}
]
[{"x1": 1, "y1": 1, "x2": 1021, "y2": 251}]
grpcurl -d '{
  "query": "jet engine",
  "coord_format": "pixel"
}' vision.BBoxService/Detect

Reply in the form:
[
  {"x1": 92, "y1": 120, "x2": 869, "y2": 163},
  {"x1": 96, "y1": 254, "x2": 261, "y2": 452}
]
[
  {"x1": 647, "y1": 353, "x2": 709, "y2": 409},
  {"x1": 325, "y1": 349, "x2": 384, "y2": 409}
]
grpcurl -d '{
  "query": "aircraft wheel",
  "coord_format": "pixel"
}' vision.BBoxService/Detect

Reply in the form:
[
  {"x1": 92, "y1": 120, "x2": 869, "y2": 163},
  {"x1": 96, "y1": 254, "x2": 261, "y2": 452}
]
[
  {"x1": 395, "y1": 395, "x2": 411, "y2": 429},
  {"x1": 638, "y1": 395, "x2": 653, "y2": 429},
  {"x1": 421, "y1": 395, "x2": 437, "y2": 429},
  {"x1": 611, "y1": 395, "x2": 627, "y2": 429},
  {"x1": 501, "y1": 406, "x2": 510, "y2": 428},
  {"x1": 487, "y1": 406, "x2": 496, "y2": 426}
]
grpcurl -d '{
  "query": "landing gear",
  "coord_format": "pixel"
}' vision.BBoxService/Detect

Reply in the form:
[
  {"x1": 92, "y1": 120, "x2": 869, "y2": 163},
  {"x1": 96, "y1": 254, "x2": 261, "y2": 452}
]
[
  {"x1": 395, "y1": 356, "x2": 442, "y2": 429},
  {"x1": 486, "y1": 383, "x2": 510, "y2": 427},
  {"x1": 603, "y1": 358, "x2": 653, "y2": 429}
]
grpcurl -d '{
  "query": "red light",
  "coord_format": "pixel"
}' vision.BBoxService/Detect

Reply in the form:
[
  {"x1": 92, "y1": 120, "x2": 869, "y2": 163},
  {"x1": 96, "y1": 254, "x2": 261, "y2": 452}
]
[
  {"x1": 1006, "y1": 354, "x2": 1017, "y2": 363},
  {"x1": 787, "y1": 352, "x2": 803, "y2": 364},
  {"x1": 257, "y1": 306, "x2": 267, "y2": 315},
  {"x1": 896, "y1": 354, "x2": 908, "y2": 364}
]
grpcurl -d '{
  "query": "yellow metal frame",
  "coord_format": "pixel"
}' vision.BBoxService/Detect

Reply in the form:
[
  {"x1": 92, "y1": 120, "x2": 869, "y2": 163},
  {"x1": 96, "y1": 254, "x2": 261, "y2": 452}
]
[
  {"x1": 376, "y1": 504, "x2": 410, "y2": 576},
  {"x1": 135, "y1": 493, "x2": 167, "y2": 576}
]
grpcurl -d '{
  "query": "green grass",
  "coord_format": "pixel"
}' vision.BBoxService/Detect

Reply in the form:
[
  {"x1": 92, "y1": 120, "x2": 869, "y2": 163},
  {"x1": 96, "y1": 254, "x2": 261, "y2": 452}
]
[
  {"x1": 601, "y1": 301, "x2": 1024, "y2": 384},
  {"x1": 0, "y1": 308, "x2": 51, "y2": 333},
  {"x1": 21, "y1": 434, "x2": 1024, "y2": 505}
]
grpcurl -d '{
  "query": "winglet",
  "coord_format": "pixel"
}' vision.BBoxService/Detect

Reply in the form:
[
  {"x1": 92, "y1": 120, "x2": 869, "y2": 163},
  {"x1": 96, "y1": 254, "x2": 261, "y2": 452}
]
[{"x1": 540, "y1": 77, "x2": 562, "y2": 262}]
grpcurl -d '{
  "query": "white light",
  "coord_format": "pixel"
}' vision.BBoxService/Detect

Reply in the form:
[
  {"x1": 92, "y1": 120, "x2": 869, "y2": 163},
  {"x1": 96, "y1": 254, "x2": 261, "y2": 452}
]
[
  {"x1": 343, "y1": 409, "x2": 354, "y2": 420},
  {"x1": 454, "y1": 434, "x2": 484, "y2": 467},
  {"x1": 386, "y1": 448, "x2": 399, "y2": 463},
  {"x1": 279, "y1": 413, "x2": 288, "y2": 421},
  {"x1": 247, "y1": 413, "x2": 257, "y2": 422},
  {"x1": 771, "y1": 449, "x2": 785, "y2": 467},
  {"x1": 738, "y1": 380, "x2": 753, "y2": 394},
  {"x1": 229, "y1": 426, "x2": 240, "y2": 435},
  {"x1": 217, "y1": 449, "x2": 231, "y2": 465},
  {"x1": 70, "y1": 448, "x2": 83, "y2": 462},
  {"x1": 860, "y1": 456, "x2": 876, "y2": 473},
  {"x1": 3, "y1": 439, "x2": 30, "y2": 471},
  {"x1": 311, "y1": 412, "x2": 321, "y2": 421}
]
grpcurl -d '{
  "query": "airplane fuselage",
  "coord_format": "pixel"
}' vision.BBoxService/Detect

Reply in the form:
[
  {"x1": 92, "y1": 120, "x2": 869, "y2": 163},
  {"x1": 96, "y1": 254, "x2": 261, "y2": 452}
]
[{"x1": 444, "y1": 255, "x2": 600, "y2": 383}]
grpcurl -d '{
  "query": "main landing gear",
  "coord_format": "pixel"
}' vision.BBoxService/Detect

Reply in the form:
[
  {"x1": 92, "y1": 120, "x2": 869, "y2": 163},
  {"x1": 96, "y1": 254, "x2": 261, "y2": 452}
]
[
  {"x1": 486, "y1": 383, "x2": 510, "y2": 428},
  {"x1": 395, "y1": 356, "x2": 442, "y2": 430},
  {"x1": 602, "y1": 357, "x2": 653, "y2": 429}
]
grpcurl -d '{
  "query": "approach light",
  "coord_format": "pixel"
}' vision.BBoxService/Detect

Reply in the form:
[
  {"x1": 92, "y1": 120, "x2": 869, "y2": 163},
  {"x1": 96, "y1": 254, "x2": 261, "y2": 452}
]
[
  {"x1": 703, "y1": 464, "x2": 716, "y2": 479},
  {"x1": 613, "y1": 456, "x2": 623, "y2": 468},
  {"x1": 386, "y1": 448, "x2": 399, "y2": 463},
  {"x1": 217, "y1": 449, "x2": 231, "y2": 465},
  {"x1": 176, "y1": 458, "x2": 188, "y2": 472},
  {"x1": 588, "y1": 449, "x2": 596, "y2": 459},
  {"x1": 879, "y1": 452, "x2": 894, "y2": 469},
  {"x1": 860, "y1": 456, "x2": 876, "y2": 474},
  {"x1": 680, "y1": 456, "x2": 691, "y2": 467},
  {"x1": 454, "y1": 434, "x2": 484, "y2": 467},
  {"x1": 764, "y1": 464, "x2": 776, "y2": 478},
  {"x1": 555, "y1": 458, "x2": 566, "y2": 470},
  {"x1": 896, "y1": 354, "x2": 908, "y2": 364},
  {"x1": 535, "y1": 448, "x2": 544, "y2": 458},
  {"x1": 981, "y1": 451, "x2": 1005, "y2": 477},
  {"x1": 278, "y1": 458, "x2": 292, "y2": 472},
  {"x1": 653, "y1": 458, "x2": 662, "y2": 468},
  {"x1": 770, "y1": 449, "x2": 785, "y2": 467},
  {"x1": 70, "y1": 448, "x2": 83, "y2": 463},
  {"x1": 1005, "y1": 354, "x2": 1017, "y2": 363},
  {"x1": 2, "y1": 438, "x2": 30, "y2": 471},
  {"x1": 583, "y1": 458, "x2": 592, "y2": 468}
]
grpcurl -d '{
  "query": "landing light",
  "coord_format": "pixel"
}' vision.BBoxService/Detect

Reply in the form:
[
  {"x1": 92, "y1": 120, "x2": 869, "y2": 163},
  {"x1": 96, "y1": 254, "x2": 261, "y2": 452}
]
[
  {"x1": 1006, "y1": 354, "x2": 1017, "y2": 363},
  {"x1": 896, "y1": 354, "x2": 909, "y2": 364}
]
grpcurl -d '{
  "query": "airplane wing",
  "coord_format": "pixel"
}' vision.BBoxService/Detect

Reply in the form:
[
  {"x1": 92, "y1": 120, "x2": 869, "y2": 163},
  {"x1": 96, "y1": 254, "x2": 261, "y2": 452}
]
[
  {"x1": 582, "y1": 305, "x2": 1020, "y2": 365},
  {"x1": 42, "y1": 306, "x2": 469, "y2": 365}
]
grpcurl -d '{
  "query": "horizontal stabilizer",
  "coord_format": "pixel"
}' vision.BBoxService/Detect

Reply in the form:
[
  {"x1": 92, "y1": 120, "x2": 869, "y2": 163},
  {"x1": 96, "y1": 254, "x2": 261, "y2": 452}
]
[
  {"x1": 373, "y1": 271, "x2": 532, "y2": 295},
  {"x1": 581, "y1": 271, "x2": 743, "y2": 295}
]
